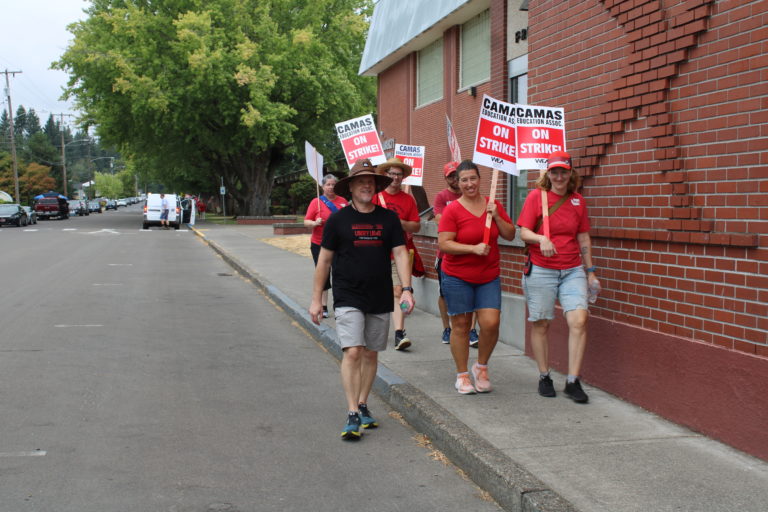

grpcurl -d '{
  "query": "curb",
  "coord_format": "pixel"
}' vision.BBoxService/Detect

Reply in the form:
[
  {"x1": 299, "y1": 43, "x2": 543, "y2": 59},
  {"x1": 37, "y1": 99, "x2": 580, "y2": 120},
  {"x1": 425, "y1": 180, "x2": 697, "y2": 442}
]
[{"x1": 191, "y1": 226, "x2": 579, "y2": 512}]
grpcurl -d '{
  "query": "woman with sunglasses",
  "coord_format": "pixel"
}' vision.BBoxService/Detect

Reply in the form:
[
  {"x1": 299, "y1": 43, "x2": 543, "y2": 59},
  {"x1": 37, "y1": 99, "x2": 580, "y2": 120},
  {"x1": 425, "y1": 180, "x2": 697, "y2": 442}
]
[{"x1": 518, "y1": 151, "x2": 598, "y2": 403}]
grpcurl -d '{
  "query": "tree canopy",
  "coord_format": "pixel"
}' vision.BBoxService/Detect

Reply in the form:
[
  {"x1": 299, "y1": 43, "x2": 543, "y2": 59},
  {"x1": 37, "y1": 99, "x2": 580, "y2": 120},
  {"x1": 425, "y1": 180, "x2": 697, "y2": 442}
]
[
  {"x1": 55, "y1": 0, "x2": 376, "y2": 215},
  {"x1": 1, "y1": 106, "x2": 122, "y2": 204}
]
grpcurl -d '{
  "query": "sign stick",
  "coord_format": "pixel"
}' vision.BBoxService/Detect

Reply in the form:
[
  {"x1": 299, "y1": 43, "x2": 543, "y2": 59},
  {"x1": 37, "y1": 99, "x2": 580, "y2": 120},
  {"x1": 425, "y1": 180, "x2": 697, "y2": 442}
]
[
  {"x1": 315, "y1": 151, "x2": 321, "y2": 204},
  {"x1": 482, "y1": 169, "x2": 500, "y2": 245},
  {"x1": 541, "y1": 186, "x2": 551, "y2": 239}
]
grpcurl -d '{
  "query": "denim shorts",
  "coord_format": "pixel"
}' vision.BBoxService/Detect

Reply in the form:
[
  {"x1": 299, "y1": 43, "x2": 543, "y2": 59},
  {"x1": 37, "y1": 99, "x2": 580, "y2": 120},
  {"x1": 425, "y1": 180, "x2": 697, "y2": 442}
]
[
  {"x1": 441, "y1": 274, "x2": 501, "y2": 316},
  {"x1": 335, "y1": 307, "x2": 390, "y2": 352},
  {"x1": 523, "y1": 264, "x2": 588, "y2": 322}
]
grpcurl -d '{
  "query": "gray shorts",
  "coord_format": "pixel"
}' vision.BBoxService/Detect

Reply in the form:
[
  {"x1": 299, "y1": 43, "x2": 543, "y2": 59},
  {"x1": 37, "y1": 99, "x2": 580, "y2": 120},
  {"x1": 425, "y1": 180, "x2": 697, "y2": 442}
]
[{"x1": 335, "y1": 307, "x2": 390, "y2": 352}]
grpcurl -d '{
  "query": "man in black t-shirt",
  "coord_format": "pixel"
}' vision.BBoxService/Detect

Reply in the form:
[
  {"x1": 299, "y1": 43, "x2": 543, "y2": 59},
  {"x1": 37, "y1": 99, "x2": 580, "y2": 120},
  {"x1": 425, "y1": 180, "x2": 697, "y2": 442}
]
[{"x1": 310, "y1": 159, "x2": 415, "y2": 441}]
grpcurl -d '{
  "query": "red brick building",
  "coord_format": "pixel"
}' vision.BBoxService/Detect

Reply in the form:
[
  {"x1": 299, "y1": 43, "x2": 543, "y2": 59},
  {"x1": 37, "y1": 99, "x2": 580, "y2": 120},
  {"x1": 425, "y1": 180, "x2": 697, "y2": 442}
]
[{"x1": 360, "y1": 0, "x2": 767, "y2": 460}]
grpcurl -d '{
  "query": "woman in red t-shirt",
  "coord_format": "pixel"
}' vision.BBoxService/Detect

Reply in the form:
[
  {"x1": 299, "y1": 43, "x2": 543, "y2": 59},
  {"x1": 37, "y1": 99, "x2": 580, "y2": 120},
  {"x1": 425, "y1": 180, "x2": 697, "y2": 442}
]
[
  {"x1": 438, "y1": 161, "x2": 516, "y2": 395},
  {"x1": 517, "y1": 151, "x2": 598, "y2": 404},
  {"x1": 303, "y1": 174, "x2": 348, "y2": 317}
]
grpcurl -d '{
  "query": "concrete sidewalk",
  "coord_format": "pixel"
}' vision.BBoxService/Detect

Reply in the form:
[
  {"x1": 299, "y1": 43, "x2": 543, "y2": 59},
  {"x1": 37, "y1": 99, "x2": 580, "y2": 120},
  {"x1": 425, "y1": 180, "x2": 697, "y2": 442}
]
[{"x1": 190, "y1": 221, "x2": 768, "y2": 512}]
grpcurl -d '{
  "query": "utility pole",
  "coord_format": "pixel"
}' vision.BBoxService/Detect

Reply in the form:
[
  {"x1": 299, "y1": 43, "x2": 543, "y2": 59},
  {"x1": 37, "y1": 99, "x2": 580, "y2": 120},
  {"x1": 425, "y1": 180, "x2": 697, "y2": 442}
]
[
  {"x1": 56, "y1": 113, "x2": 75, "y2": 197},
  {"x1": 3, "y1": 69, "x2": 22, "y2": 203}
]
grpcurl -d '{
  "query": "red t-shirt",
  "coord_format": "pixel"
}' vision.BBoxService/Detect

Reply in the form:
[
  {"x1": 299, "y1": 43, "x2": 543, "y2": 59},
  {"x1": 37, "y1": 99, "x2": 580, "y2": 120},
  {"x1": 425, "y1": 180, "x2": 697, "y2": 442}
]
[
  {"x1": 304, "y1": 195, "x2": 348, "y2": 245},
  {"x1": 517, "y1": 188, "x2": 590, "y2": 270},
  {"x1": 372, "y1": 190, "x2": 420, "y2": 223},
  {"x1": 438, "y1": 198, "x2": 512, "y2": 284},
  {"x1": 433, "y1": 188, "x2": 462, "y2": 216}
]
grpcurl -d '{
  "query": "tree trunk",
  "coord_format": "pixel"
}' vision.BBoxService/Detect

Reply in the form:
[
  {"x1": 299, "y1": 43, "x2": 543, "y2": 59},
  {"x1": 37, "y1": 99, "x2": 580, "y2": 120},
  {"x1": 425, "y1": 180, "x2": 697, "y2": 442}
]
[{"x1": 224, "y1": 149, "x2": 276, "y2": 216}]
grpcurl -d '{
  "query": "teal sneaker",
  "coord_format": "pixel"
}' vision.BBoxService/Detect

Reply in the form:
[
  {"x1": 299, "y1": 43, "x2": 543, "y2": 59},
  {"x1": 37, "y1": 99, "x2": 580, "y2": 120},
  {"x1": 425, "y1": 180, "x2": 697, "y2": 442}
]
[
  {"x1": 341, "y1": 412, "x2": 362, "y2": 441},
  {"x1": 358, "y1": 403, "x2": 379, "y2": 429}
]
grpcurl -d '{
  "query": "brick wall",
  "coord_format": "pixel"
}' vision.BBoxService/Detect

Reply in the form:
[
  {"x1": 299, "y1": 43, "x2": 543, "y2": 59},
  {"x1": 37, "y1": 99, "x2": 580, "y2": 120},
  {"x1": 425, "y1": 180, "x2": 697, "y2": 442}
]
[
  {"x1": 373, "y1": 0, "x2": 767, "y2": 459},
  {"x1": 529, "y1": 0, "x2": 767, "y2": 352},
  {"x1": 528, "y1": 0, "x2": 768, "y2": 458}
]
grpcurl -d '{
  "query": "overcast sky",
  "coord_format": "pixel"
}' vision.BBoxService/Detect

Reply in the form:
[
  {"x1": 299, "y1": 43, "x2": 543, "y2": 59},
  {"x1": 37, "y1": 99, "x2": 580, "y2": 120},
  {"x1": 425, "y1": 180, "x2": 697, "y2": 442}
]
[{"x1": 0, "y1": 0, "x2": 90, "y2": 125}]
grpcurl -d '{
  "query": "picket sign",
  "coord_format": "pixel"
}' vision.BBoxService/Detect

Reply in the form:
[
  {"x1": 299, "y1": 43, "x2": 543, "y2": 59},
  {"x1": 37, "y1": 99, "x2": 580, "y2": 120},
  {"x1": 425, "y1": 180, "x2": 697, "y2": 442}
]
[{"x1": 335, "y1": 114, "x2": 386, "y2": 168}]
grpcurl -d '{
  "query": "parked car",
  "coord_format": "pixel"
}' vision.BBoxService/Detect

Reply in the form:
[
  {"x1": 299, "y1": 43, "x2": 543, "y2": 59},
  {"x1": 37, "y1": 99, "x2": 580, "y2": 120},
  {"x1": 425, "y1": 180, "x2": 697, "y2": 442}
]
[
  {"x1": 105, "y1": 199, "x2": 118, "y2": 210},
  {"x1": 88, "y1": 200, "x2": 102, "y2": 213},
  {"x1": 22, "y1": 206, "x2": 37, "y2": 224},
  {"x1": 34, "y1": 196, "x2": 69, "y2": 220},
  {"x1": 68, "y1": 199, "x2": 89, "y2": 216},
  {"x1": 0, "y1": 203, "x2": 29, "y2": 227},
  {"x1": 143, "y1": 193, "x2": 181, "y2": 229},
  {"x1": 116, "y1": 198, "x2": 127, "y2": 207}
]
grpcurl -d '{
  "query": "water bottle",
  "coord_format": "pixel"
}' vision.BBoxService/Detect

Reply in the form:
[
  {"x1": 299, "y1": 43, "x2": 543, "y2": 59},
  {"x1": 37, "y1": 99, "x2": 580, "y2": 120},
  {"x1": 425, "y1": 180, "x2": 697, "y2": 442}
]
[
  {"x1": 588, "y1": 279, "x2": 601, "y2": 304},
  {"x1": 400, "y1": 300, "x2": 410, "y2": 313}
]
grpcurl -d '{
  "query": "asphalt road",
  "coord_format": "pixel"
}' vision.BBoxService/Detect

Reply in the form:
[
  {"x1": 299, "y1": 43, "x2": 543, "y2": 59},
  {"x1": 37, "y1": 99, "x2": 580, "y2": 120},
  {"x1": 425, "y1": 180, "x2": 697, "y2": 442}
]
[{"x1": 0, "y1": 206, "x2": 501, "y2": 512}]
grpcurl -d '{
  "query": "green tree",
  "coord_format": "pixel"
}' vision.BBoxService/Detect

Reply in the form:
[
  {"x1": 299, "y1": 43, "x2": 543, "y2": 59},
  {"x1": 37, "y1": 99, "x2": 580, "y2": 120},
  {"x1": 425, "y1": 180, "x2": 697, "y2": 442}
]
[
  {"x1": 25, "y1": 109, "x2": 42, "y2": 137},
  {"x1": 94, "y1": 172, "x2": 123, "y2": 199},
  {"x1": 55, "y1": 0, "x2": 376, "y2": 215},
  {"x1": 14, "y1": 106, "x2": 27, "y2": 141}
]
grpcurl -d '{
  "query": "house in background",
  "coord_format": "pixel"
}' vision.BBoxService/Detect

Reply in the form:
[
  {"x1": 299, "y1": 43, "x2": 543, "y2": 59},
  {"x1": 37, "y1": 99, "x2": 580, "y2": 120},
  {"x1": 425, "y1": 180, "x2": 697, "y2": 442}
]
[{"x1": 359, "y1": 0, "x2": 767, "y2": 460}]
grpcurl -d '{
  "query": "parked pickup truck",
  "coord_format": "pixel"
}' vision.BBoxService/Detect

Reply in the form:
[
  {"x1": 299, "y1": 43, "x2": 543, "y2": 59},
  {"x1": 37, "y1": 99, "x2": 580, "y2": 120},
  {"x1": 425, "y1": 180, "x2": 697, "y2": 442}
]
[{"x1": 34, "y1": 197, "x2": 70, "y2": 220}]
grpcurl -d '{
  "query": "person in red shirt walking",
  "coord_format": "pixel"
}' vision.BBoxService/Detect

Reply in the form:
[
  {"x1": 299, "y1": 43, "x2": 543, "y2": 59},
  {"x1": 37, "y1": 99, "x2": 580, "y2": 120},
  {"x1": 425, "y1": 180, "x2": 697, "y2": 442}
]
[
  {"x1": 304, "y1": 174, "x2": 348, "y2": 318},
  {"x1": 517, "y1": 151, "x2": 597, "y2": 403},
  {"x1": 373, "y1": 158, "x2": 421, "y2": 351},
  {"x1": 434, "y1": 161, "x2": 480, "y2": 347},
  {"x1": 438, "y1": 160, "x2": 516, "y2": 394}
]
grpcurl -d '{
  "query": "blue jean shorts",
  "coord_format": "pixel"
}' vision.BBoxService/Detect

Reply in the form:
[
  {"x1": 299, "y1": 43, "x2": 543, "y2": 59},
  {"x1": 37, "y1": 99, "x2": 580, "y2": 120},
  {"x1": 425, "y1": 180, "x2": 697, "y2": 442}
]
[
  {"x1": 523, "y1": 264, "x2": 588, "y2": 322},
  {"x1": 441, "y1": 274, "x2": 501, "y2": 316}
]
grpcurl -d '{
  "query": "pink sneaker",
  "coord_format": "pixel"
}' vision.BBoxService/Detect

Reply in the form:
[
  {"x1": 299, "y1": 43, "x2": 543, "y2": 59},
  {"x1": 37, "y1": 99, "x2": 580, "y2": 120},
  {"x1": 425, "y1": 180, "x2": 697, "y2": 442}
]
[
  {"x1": 455, "y1": 373, "x2": 476, "y2": 395},
  {"x1": 472, "y1": 363, "x2": 492, "y2": 393}
]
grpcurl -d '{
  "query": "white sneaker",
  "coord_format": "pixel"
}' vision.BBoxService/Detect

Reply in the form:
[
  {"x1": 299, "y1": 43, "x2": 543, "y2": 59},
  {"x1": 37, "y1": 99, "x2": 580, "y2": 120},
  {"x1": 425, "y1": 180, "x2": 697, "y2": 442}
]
[{"x1": 455, "y1": 373, "x2": 476, "y2": 395}]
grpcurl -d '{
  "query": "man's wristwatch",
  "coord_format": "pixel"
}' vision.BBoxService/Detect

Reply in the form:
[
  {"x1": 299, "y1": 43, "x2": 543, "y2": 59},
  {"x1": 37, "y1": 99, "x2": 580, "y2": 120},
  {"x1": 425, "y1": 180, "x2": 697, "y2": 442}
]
[{"x1": 401, "y1": 286, "x2": 414, "y2": 293}]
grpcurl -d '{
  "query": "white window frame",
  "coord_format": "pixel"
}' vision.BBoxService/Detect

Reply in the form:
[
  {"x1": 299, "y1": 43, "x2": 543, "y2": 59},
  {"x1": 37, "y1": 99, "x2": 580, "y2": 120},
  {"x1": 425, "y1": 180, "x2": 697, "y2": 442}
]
[
  {"x1": 417, "y1": 38, "x2": 444, "y2": 108},
  {"x1": 459, "y1": 10, "x2": 491, "y2": 91},
  {"x1": 507, "y1": 55, "x2": 529, "y2": 221}
]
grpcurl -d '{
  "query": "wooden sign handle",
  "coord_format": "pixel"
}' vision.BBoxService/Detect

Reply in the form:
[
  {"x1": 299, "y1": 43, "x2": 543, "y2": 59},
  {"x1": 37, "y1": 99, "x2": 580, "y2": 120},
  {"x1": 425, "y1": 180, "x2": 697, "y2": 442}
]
[
  {"x1": 540, "y1": 186, "x2": 551, "y2": 239},
  {"x1": 482, "y1": 169, "x2": 499, "y2": 245}
]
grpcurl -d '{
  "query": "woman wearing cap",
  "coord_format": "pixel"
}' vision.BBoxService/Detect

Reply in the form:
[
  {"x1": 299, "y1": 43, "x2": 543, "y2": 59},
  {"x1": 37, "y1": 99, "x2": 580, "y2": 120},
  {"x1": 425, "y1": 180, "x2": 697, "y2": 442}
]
[
  {"x1": 517, "y1": 150, "x2": 597, "y2": 403},
  {"x1": 304, "y1": 174, "x2": 348, "y2": 318},
  {"x1": 438, "y1": 160, "x2": 516, "y2": 395}
]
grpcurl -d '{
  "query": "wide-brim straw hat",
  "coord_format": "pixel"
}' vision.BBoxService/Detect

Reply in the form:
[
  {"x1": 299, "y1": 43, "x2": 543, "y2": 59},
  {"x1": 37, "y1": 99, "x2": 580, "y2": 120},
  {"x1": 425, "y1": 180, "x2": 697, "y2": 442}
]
[
  {"x1": 376, "y1": 157, "x2": 413, "y2": 179},
  {"x1": 334, "y1": 159, "x2": 393, "y2": 198}
]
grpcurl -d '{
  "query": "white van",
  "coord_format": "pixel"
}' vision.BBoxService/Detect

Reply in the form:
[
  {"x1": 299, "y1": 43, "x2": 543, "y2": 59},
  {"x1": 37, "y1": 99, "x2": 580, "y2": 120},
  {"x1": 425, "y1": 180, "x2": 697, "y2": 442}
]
[{"x1": 142, "y1": 193, "x2": 181, "y2": 230}]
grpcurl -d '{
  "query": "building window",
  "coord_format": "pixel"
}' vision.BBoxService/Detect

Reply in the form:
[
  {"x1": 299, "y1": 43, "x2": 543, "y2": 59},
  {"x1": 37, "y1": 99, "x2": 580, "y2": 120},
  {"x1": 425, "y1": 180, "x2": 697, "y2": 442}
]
[
  {"x1": 417, "y1": 38, "x2": 443, "y2": 107},
  {"x1": 508, "y1": 55, "x2": 528, "y2": 221},
  {"x1": 460, "y1": 10, "x2": 490, "y2": 90}
]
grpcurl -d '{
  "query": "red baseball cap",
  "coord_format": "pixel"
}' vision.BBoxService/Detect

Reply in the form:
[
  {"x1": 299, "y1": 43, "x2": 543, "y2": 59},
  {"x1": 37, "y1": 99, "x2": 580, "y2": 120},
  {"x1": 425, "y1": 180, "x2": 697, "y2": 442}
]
[
  {"x1": 546, "y1": 151, "x2": 572, "y2": 170},
  {"x1": 443, "y1": 161, "x2": 460, "y2": 177}
]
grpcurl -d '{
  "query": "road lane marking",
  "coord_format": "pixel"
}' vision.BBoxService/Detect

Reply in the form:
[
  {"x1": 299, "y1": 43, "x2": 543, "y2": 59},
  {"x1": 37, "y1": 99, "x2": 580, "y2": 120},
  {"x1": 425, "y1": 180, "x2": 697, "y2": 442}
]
[
  {"x1": 63, "y1": 228, "x2": 77, "y2": 231},
  {"x1": 23, "y1": 229, "x2": 39, "y2": 232},
  {"x1": 108, "y1": 263, "x2": 133, "y2": 266},
  {"x1": 85, "y1": 229, "x2": 120, "y2": 235},
  {"x1": 0, "y1": 451, "x2": 47, "y2": 457},
  {"x1": 92, "y1": 283, "x2": 124, "y2": 286},
  {"x1": 54, "y1": 324, "x2": 104, "y2": 328}
]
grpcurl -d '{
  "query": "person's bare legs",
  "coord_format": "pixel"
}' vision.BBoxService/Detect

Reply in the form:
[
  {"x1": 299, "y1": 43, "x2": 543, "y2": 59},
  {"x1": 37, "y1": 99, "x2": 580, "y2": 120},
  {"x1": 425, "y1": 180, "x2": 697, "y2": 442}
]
[
  {"x1": 340, "y1": 347, "x2": 363, "y2": 411},
  {"x1": 475, "y1": 309, "x2": 500, "y2": 365},
  {"x1": 565, "y1": 309, "x2": 588, "y2": 376},
  {"x1": 530, "y1": 319, "x2": 551, "y2": 373},
  {"x1": 450, "y1": 313, "x2": 472, "y2": 373}
]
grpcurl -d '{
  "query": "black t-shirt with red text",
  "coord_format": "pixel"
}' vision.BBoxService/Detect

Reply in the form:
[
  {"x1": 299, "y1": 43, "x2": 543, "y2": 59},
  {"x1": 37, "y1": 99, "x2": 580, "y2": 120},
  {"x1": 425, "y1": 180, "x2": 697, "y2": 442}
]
[{"x1": 322, "y1": 204, "x2": 405, "y2": 313}]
